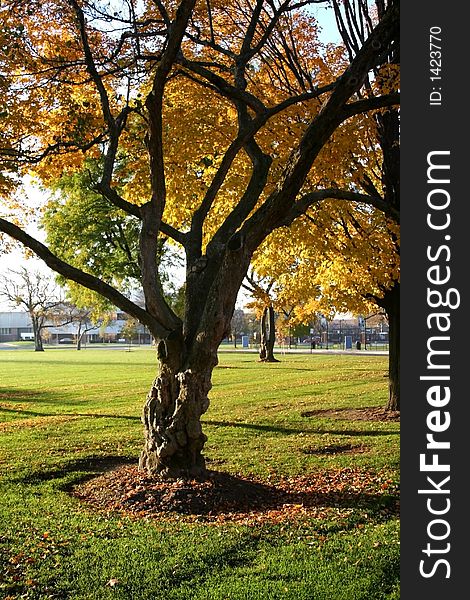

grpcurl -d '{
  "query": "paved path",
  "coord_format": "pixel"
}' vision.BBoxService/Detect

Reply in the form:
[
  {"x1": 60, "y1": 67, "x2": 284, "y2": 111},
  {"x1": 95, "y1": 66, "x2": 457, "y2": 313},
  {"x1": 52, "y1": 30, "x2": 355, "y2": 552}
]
[
  {"x1": 0, "y1": 342, "x2": 25, "y2": 350},
  {"x1": 218, "y1": 347, "x2": 388, "y2": 356},
  {"x1": 0, "y1": 342, "x2": 388, "y2": 356}
]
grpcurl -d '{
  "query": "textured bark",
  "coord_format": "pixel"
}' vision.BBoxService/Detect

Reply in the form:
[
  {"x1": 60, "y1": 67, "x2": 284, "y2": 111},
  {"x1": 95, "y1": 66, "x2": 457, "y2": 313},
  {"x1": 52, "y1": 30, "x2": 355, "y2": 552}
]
[
  {"x1": 139, "y1": 370, "x2": 208, "y2": 477},
  {"x1": 138, "y1": 238, "x2": 253, "y2": 478},
  {"x1": 138, "y1": 335, "x2": 218, "y2": 478},
  {"x1": 259, "y1": 305, "x2": 278, "y2": 362}
]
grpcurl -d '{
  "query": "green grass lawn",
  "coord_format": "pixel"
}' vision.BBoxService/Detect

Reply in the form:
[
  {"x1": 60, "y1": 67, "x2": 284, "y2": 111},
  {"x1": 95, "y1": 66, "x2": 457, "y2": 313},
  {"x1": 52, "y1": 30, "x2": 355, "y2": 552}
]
[{"x1": 0, "y1": 348, "x2": 399, "y2": 599}]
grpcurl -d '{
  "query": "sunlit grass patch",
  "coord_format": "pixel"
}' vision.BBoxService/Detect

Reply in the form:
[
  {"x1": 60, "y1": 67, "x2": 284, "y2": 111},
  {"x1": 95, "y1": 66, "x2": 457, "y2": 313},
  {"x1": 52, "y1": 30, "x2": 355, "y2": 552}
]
[{"x1": 0, "y1": 348, "x2": 399, "y2": 599}]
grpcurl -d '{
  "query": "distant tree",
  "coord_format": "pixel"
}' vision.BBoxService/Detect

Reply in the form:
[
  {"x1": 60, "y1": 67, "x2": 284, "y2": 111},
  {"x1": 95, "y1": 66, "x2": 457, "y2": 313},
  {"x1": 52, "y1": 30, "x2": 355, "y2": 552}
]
[
  {"x1": 230, "y1": 309, "x2": 248, "y2": 348},
  {"x1": 62, "y1": 303, "x2": 109, "y2": 350},
  {"x1": 243, "y1": 273, "x2": 278, "y2": 362},
  {"x1": 0, "y1": 268, "x2": 63, "y2": 351},
  {"x1": 119, "y1": 316, "x2": 140, "y2": 344}
]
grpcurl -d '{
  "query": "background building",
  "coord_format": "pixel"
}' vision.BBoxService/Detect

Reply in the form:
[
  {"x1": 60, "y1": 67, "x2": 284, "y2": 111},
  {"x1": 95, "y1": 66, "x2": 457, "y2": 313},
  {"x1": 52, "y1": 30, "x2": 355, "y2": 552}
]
[
  {"x1": 0, "y1": 312, "x2": 33, "y2": 342},
  {"x1": 0, "y1": 311, "x2": 152, "y2": 344}
]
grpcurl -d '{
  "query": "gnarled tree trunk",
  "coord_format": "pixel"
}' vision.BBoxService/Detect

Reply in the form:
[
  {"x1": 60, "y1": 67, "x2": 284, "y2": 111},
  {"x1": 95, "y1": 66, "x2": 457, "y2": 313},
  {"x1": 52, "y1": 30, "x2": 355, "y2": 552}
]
[{"x1": 139, "y1": 335, "x2": 218, "y2": 478}]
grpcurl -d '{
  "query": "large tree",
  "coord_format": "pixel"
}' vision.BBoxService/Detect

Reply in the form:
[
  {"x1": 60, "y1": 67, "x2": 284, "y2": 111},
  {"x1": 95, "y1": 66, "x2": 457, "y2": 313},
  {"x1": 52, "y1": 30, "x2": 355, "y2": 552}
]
[
  {"x1": 248, "y1": 0, "x2": 400, "y2": 409},
  {"x1": 0, "y1": 0, "x2": 399, "y2": 477},
  {"x1": 331, "y1": 0, "x2": 400, "y2": 410}
]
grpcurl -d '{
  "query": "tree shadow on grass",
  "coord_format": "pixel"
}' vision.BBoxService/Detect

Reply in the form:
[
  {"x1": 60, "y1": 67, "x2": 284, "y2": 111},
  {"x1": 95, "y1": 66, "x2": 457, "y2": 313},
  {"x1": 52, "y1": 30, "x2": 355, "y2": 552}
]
[
  {"x1": 70, "y1": 412, "x2": 141, "y2": 421},
  {"x1": 0, "y1": 387, "x2": 63, "y2": 405},
  {"x1": 1, "y1": 388, "x2": 143, "y2": 423},
  {"x1": 15, "y1": 455, "x2": 137, "y2": 485},
  {"x1": 12, "y1": 452, "x2": 399, "y2": 525},
  {"x1": 203, "y1": 419, "x2": 398, "y2": 437},
  {"x1": 1, "y1": 403, "x2": 141, "y2": 422},
  {"x1": 0, "y1": 406, "x2": 55, "y2": 418}
]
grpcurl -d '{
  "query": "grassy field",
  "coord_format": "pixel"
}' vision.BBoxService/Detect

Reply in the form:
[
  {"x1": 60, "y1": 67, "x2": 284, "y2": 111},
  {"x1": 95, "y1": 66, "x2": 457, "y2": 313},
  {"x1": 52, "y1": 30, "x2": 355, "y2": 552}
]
[{"x1": 0, "y1": 348, "x2": 399, "y2": 599}]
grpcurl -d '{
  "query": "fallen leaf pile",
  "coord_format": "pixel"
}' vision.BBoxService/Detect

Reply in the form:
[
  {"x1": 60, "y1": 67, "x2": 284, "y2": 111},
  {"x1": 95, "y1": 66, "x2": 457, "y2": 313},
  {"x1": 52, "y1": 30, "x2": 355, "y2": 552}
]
[{"x1": 72, "y1": 466, "x2": 399, "y2": 525}]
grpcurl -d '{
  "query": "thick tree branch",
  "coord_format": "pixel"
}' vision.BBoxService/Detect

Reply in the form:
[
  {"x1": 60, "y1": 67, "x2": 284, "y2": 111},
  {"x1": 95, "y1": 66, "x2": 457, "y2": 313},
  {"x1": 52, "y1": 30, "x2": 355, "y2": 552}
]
[
  {"x1": 188, "y1": 123, "x2": 268, "y2": 255},
  {"x1": 89, "y1": 184, "x2": 186, "y2": 246},
  {"x1": 159, "y1": 220, "x2": 188, "y2": 246},
  {"x1": 208, "y1": 149, "x2": 272, "y2": 254},
  {"x1": 140, "y1": 0, "x2": 196, "y2": 325},
  {"x1": 91, "y1": 185, "x2": 182, "y2": 250},
  {"x1": 94, "y1": 183, "x2": 142, "y2": 218},
  {"x1": 187, "y1": 82, "x2": 336, "y2": 258},
  {"x1": 341, "y1": 92, "x2": 399, "y2": 119},
  {"x1": 281, "y1": 187, "x2": 399, "y2": 225},
  {"x1": 0, "y1": 218, "x2": 172, "y2": 338},
  {"x1": 177, "y1": 60, "x2": 267, "y2": 115}
]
